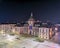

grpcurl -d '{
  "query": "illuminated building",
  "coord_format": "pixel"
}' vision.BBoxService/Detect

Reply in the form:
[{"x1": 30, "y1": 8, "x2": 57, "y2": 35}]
[
  {"x1": 39, "y1": 28, "x2": 53, "y2": 39},
  {"x1": 0, "y1": 12, "x2": 53, "y2": 40},
  {"x1": 0, "y1": 24, "x2": 15, "y2": 34}
]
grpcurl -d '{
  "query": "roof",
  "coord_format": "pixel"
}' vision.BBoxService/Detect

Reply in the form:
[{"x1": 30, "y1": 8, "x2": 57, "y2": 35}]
[{"x1": 0, "y1": 23, "x2": 16, "y2": 25}]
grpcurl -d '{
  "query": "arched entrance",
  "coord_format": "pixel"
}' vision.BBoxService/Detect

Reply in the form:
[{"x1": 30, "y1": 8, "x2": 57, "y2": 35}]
[{"x1": 30, "y1": 31, "x2": 31, "y2": 35}]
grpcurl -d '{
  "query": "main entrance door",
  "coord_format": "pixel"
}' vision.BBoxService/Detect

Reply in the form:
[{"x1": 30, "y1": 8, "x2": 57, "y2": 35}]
[{"x1": 30, "y1": 31, "x2": 31, "y2": 35}]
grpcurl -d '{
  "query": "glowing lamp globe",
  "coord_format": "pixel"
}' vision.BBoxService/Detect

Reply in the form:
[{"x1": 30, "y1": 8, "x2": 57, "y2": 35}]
[{"x1": 55, "y1": 28, "x2": 58, "y2": 31}]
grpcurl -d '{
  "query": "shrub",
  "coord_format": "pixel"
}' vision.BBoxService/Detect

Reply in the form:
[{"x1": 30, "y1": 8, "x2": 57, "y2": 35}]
[{"x1": 35, "y1": 37, "x2": 44, "y2": 42}]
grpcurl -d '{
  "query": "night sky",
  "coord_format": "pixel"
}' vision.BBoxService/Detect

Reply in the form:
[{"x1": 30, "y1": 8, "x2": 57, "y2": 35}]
[{"x1": 0, "y1": 0, "x2": 60, "y2": 23}]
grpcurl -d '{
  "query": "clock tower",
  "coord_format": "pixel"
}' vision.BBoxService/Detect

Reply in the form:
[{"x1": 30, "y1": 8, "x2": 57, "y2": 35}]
[{"x1": 28, "y1": 12, "x2": 35, "y2": 35}]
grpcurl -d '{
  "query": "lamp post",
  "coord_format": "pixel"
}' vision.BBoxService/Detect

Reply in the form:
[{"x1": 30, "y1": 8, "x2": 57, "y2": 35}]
[
  {"x1": 55, "y1": 28, "x2": 58, "y2": 31},
  {"x1": 54, "y1": 27, "x2": 58, "y2": 42},
  {"x1": 55, "y1": 27, "x2": 58, "y2": 35}
]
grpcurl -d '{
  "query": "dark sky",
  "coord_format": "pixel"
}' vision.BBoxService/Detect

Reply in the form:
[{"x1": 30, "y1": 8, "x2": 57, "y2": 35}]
[{"x1": 0, "y1": 0, "x2": 60, "y2": 23}]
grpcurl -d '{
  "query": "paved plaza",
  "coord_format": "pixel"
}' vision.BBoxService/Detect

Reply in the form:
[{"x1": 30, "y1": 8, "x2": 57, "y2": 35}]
[
  {"x1": 0, "y1": 34, "x2": 60, "y2": 48},
  {"x1": 12, "y1": 39, "x2": 60, "y2": 48}
]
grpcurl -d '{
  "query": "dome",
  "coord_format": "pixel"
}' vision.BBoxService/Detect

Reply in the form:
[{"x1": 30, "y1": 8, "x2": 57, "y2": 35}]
[{"x1": 28, "y1": 17, "x2": 35, "y2": 21}]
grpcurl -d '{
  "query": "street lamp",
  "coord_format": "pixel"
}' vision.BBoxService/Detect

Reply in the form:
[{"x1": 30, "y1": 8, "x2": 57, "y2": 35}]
[{"x1": 55, "y1": 28, "x2": 58, "y2": 31}]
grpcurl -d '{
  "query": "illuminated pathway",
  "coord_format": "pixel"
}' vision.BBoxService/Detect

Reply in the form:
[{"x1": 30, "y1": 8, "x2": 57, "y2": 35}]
[
  {"x1": 0, "y1": 34, "x2": 60, "y2": 48},
  {"x1": 13, "y1": 38, "x2": 60, "y2": 48}
]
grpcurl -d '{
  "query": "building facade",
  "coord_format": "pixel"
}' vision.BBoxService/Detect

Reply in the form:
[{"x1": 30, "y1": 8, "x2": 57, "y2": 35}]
[
  {"x1": 0, "y1": 13, "x2": 54, "y2": 40},
  {"x1": 39, "y1": 28, "x2": 53, "y2": 39},
  {"x1": 0, "y1": 24, "x2": 15, "y2": 34}
]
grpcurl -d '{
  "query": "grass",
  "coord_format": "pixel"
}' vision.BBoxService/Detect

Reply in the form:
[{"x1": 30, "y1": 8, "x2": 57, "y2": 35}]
[
  {"x1": 20, "y1": 34, "x2": 34, "y2": 38},
  {"x1": 35, "y1": 37, "x2": 44, "y2": 42},
  {"x1": 20, "y1": 34, "x2": 44, "y2": 42},
  {"x1": 0, "y1": 42, "x2": 8, "y2": 48}
]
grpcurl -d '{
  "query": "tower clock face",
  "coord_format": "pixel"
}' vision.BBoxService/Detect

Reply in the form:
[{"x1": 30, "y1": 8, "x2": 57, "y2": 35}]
[
  {"x1": 31, "y1": 21, "x2": 33, "y2": 24},
  {"x1": 28, "y1": 21, "x2": 34, "y2": 25}
]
